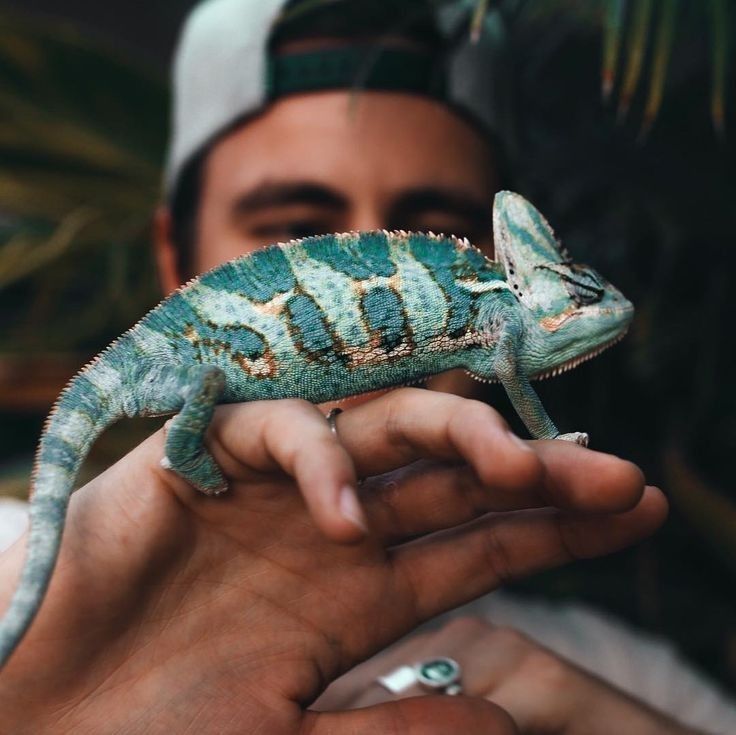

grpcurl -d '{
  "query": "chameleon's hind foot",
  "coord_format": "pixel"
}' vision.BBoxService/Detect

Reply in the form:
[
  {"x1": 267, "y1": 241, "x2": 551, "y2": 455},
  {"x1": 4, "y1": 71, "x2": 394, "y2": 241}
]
[
  {"x1": 161, "y1": 453, "x2": 229, "y2": 496},
  {"x1": 158, "y1": 364, "x2": 228, "y2": 497},
  {"x1": 556, "y1": 432, "x2": 589, "y2": 447}
]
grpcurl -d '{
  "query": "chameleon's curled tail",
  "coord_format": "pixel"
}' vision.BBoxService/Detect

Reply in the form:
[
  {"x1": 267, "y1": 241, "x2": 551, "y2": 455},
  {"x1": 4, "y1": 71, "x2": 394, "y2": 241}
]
[{"x1": 0, "y1": 374, "x2": 119, "y2": 668}]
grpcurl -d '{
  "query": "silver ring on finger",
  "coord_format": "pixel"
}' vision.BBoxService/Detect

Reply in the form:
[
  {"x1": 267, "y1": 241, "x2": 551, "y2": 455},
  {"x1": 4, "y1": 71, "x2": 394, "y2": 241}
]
[
  {"x1": 326, "y1": 407, "x2": 343, "y2": 436},
  {"x1": 376, "y1": 657, "x2": 463, "y2": 696}
]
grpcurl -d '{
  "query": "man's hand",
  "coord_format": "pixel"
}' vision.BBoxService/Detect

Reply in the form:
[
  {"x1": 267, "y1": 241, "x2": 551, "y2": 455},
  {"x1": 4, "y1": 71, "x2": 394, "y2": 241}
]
[
  {"x1": 319, "y1": 617, "x2": 699, "y2": 735},
  {"x1": 0, "y1": 389, "x2": 666, "y2": 734}
]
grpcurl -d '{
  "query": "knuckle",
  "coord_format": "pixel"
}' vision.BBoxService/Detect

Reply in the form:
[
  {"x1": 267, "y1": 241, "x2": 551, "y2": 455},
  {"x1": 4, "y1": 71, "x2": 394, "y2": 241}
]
[
  {"x1": 449, "y1": 401, "x2": 510, "y2": 452},
  {"x1": 445, "y1": 400, "x2": 506, "y2": 455},
  {"x1": 296, "y1": 436, "x2": 347, "y2": 473},
  {"x1": 479, "y1": 526, "x2": 515, "y2": 585},
  {"x1": 383, "y1": 389, "x2": 419, "y2": 441},
  {"x1": 491, "y1": 626, "x2": 530, "y2": 648},
  {"x1": 518, "y1": 648, "x2": 570, "y2": 689},
  {"x1": 263, "y1": 399, "x2": 321, "y2": 434},
  {"x1": 386, "y1": 386, "x2": 426, "y2": 420},
  {"x1": 466, "y1": 399, "x2": 507, "y2": 427},
  {"x1": 503, "y1": 444, "x2": 545, "y2": 490},
  {"x1": 384, "y1": 386, "x2": 422, "y2": 413},
  {"x1": 489, "y1": 626, "x2": 571, "y2": 688}
]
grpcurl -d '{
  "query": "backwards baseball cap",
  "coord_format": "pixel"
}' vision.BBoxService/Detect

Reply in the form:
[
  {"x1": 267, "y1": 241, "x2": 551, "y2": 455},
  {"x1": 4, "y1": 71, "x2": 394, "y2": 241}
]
[{"x1": 165, "y1": 0, "x2": 499, "y2": 195}]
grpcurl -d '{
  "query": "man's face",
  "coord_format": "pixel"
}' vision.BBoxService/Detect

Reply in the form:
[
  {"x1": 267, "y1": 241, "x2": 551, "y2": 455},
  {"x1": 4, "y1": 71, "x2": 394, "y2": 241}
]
[
  {"x1": 158, "y1": 90, "x2": 500, "y2": 404},
  {"x1": 192, "y1": 91, "x2": 499, "y2": 272}
]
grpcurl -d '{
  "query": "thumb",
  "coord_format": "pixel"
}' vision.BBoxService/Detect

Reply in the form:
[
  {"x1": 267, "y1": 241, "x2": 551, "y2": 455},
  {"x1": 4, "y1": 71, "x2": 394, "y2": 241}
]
[{"x1": 302, "y1": 695, "x2": 518, "y2": 734}]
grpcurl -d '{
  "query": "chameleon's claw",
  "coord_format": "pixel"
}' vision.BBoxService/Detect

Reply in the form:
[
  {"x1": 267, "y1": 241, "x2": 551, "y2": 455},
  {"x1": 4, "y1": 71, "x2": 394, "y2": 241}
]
[
  {"x1": 161, "y1": 456, "x2": 229, "y2": 496},
  {"x1": 200, "y1": 481, "x2": 229, "y2": 497},
  {"x1": 556, "y1": 432, "x2": 589, "y2": 447}
]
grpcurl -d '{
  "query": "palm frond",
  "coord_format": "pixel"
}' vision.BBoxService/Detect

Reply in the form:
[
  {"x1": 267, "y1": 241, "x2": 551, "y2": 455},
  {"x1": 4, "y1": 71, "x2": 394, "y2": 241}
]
[
  {"x1": 639, "y1": 0, "x2": 678, "y2": 139},
  {"x1": 602, "y1": 0, "x2": 627, "y2": 100},
  {"x1": 617, "y1": 0, "x2": 654, "y2": 121},
  {"x1": 470, "y1": 0, "x2": 491, "y2": 42},
  {"x1": 0, "y1": 208, "x2": 97, "y2": 289}
]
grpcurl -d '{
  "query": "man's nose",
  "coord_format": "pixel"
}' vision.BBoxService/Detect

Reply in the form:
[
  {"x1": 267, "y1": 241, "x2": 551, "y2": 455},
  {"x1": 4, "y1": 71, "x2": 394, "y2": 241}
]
[{"x1": 348, "y1": 204, "x2": 386, "y2": 233}]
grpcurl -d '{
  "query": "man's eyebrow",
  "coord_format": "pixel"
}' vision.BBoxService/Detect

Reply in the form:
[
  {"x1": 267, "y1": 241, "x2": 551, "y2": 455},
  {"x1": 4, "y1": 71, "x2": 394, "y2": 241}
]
[
  {"x1": 231, "y1": 182, "x2": 349, "y2": 215},
  {"x1": 389, "y1": 187, "x2": 493, "y2": 227}
]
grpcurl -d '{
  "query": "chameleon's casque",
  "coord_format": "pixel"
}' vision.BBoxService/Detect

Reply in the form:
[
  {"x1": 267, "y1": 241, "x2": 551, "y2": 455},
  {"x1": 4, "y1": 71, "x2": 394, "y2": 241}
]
[{"x1": 0, "y1": 192, "x2": 633, "y2": 667}]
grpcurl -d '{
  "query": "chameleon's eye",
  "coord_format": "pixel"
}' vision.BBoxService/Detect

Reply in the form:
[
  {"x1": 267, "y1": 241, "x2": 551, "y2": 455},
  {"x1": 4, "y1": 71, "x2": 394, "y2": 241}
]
[
  {"x1": 566, "y1": 273, "x2": 604, "y2": 305},
  {"x1": 563, "y1": 265, "x2": 605, "y2": 305},
  {"x1": 537, "y1": 263, "x2": 605, "y2": 306}
]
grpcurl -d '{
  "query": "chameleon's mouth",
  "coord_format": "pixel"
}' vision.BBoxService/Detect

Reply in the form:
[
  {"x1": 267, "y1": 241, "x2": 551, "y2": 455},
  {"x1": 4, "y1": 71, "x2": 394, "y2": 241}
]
[
  {"x1": 463, "y1": 329, "x2": 629, "y2": 385},
  {"x1": 531, "y1": 329, "x2": 629, "y2": 381}
]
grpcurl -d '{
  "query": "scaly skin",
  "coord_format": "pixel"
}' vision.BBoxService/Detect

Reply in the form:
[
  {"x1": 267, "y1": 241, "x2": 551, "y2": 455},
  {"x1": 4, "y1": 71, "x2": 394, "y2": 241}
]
[{"x1": 0, "y1": 191, "x2": 633, "y2": 668}]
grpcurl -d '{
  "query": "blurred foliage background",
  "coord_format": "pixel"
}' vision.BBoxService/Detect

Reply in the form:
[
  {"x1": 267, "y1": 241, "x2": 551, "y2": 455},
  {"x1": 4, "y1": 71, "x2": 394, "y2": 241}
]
[{"x1": 0, "y1": 0, "x2": 735, "y2": 693}]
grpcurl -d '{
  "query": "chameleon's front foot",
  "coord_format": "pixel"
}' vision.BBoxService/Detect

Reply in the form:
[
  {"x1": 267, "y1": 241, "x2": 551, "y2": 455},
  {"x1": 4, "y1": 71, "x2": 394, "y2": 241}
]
[{"x1": 555, "y1": 432, "x2": 589, "y2": 447}]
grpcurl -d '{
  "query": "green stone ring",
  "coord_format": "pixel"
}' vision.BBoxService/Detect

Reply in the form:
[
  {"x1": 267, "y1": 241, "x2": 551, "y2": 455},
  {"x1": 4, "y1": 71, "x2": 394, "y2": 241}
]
[
  {"x1": 414, "y1": 657, "x2": 462, "y2": 695},
  {"x1": 377, "y1": 656, "x2": 463, "y2": 696}
]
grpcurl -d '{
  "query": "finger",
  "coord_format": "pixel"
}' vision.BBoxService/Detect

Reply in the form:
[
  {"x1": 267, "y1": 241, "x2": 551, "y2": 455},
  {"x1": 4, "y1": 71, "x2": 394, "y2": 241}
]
[
  {"x1": 391, "y1": 486, "x2": 668, "y2": 621},
  {"x1": 364, "y1": 442, "x2": 646, "y2": 544},
  {"x1": 331, "y1": 617, "x2": 502, "y2": 709},
  {"x1": 194, "y1": 400, "x2": 367, "y2": 542},
  {"x1": 410, "y1": 620, "x2": 552, "y2": 701},
  {"x1": 316, "y1": 633, "x2": 434, "y2": 710},
  {"x1": 358, "y1": 618, "x2": 520, "y2": 705},
  {"x1": 397, "y1": 620, "x2": 586, "y2": 732},
  {"x1": 319, "y1": 617, "x2": 549, "y2": 713},
  {"x1": 334, "y1": 388, "x2": 544, "y2": 491},
  {"x1": 303, "y1": 695, "x2": 518, "y2": 735}
]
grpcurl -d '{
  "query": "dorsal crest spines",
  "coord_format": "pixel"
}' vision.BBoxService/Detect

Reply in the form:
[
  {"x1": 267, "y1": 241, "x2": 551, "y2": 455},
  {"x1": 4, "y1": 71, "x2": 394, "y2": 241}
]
[{"x1": 170, "y1": 230, "x2": 501, "y2": 306}]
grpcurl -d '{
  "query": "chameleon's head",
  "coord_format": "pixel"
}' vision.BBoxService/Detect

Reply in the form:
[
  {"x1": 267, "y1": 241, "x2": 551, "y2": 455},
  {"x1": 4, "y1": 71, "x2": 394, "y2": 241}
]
[{"x1": 493, "y1": 191, "x2": 634, "y2": 378}]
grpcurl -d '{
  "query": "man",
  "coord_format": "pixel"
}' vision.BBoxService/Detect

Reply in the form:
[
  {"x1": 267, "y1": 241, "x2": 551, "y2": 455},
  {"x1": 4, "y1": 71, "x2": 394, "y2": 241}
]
[
  {"x1": 0, "y1": 1, "x2": 730, "y2": 732},
  {"x1": 147, "y1": 1, "x2": 732, "y2": 731}
]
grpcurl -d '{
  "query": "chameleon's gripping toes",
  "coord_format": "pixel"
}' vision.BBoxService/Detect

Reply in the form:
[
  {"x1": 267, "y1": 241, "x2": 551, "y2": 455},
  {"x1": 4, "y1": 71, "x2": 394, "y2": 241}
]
[{"x1": 0, "y1": 192, "x2": 633, "y2": 667}]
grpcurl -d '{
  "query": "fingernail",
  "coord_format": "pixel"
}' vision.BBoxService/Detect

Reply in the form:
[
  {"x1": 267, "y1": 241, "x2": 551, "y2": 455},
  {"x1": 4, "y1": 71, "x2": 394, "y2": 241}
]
[
  {"x1": 507, "y1": 431, "x2": 533, "y2": 452},
  {"x1": 339, "y1": 485, "x2": 368, "y2": 533}
]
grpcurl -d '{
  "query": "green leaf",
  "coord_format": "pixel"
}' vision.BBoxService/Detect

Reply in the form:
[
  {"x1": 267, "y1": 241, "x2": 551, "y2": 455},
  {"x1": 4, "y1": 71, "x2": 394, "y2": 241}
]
[
  {"x1": 602, "y1": 0, "x2": 627, "y2": 100},
  {"x1": 640, "y1": 0, "x2": 679, "y2": 138},
  {"x1": 617, "y1": 0, "x2": 654, "y2": 121},
  {"x1": 470, "y1": 0, "x2": 491, "y2": 42}
]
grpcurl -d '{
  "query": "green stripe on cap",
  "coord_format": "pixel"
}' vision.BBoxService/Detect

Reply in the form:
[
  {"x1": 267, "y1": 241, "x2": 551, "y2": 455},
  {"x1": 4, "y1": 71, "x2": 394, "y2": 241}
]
[{"x1": 267, "y1": 46, "x2": 447, "y2": 99}]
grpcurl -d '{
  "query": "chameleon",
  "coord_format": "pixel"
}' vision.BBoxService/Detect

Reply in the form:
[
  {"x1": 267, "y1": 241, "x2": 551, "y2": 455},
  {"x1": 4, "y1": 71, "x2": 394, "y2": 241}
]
[{"x1": 0, "y1": 191, "x2": 633, "y2": 667}]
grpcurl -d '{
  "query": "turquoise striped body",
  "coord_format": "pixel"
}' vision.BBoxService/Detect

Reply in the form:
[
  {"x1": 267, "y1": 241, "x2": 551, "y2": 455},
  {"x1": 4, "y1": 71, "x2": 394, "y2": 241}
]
[{"x1": 116, "y1": 231, "x2": 514, "y2": 409}]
